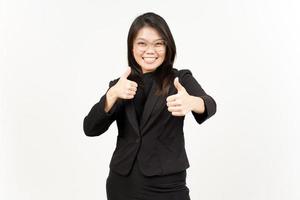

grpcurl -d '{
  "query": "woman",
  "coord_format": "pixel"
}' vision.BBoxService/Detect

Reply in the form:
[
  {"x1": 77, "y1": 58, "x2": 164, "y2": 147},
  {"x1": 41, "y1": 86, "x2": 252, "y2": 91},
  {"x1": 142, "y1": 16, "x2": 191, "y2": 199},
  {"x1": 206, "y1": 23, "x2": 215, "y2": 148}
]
[{"x1": 83, "y1": 12, "x2": 217, "y2": 200}]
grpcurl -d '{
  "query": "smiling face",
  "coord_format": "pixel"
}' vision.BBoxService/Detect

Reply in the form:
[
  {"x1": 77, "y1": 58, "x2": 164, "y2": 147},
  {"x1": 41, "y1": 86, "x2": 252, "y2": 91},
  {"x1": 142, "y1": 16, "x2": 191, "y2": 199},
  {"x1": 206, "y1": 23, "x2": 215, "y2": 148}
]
[{"x1": 133, "y1": 26, "x2": 166, "y2": 74}]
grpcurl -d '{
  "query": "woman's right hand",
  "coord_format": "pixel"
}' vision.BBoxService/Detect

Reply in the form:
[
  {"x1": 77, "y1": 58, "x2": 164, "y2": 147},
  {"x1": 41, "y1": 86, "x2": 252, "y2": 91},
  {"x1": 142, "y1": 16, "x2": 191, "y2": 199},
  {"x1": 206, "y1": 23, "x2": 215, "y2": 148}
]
[{"x1": 111, "y1": 66, "x2": 138, "y2": 99}]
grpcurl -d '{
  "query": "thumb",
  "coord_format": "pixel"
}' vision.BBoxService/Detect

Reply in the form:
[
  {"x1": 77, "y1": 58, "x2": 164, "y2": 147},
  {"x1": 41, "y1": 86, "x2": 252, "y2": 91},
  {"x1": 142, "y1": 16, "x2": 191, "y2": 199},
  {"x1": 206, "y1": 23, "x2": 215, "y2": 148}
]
[
  {"x1": 174, "y1": 77, "x2": 184, "y2": 91},
  {"x1": 121, "y1": 66, "x2": 131, "y2": 79}
]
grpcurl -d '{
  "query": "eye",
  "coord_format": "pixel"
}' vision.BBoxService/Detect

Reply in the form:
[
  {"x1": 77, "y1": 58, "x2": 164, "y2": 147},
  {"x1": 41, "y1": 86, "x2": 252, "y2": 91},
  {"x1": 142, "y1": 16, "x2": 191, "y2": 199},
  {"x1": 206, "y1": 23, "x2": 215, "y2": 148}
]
[
  {"x1": 155, "y1": 41, "x2": 165, "y2": 47},
  {"x1": 137, "y1": 42, "x2": 146, "y2": 46},
  {"x1": 155, "y1": 42, "x2": 164, "y2": 46}
]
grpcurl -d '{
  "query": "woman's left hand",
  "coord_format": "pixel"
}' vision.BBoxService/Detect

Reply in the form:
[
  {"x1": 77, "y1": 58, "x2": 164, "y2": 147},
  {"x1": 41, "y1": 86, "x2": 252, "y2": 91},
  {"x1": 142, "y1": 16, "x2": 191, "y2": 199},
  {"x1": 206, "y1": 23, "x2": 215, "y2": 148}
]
[{"x1": 166, "y1": 77, "x2": 195, "y2": 116}]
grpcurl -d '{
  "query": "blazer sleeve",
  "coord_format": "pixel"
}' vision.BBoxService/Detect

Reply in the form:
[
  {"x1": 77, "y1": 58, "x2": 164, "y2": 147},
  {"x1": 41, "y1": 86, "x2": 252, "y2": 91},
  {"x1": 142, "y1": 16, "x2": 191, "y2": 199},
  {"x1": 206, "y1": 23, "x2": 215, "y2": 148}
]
[
  {"x1": 83, "y1": 78, "x2": 122, "y2": 137},
  {"x1": 180, "y1": 69, "x2": 217, "y2": 124}
]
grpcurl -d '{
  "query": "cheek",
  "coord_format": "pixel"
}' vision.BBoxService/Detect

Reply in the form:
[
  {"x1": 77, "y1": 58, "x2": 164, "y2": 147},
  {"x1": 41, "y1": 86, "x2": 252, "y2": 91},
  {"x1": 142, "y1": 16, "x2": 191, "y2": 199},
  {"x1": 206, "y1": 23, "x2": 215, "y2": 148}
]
[
  {"x1": 159, "y1": 53, "x2": 166, "y2": 60},
  {"x1": 133, "y1": 49, "x2": 142, "y2": 59},
  {"x1": 132, "y1": 51, "x2": 140, "y2": 62}
]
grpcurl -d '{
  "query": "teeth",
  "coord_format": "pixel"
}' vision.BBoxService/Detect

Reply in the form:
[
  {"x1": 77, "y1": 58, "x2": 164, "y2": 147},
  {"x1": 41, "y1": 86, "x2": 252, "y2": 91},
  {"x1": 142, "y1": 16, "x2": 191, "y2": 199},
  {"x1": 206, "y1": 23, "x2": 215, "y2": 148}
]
[{"x1": 143, "y1": 57, "x2": 157, "y2": 63}]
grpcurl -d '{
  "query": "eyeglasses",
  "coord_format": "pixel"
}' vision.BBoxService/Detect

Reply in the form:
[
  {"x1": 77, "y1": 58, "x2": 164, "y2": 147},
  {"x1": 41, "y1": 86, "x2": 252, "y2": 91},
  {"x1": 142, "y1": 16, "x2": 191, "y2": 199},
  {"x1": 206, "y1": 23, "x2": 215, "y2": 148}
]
[{"x1": 134, "y1": 39, "x2": 167, "y2": 52}]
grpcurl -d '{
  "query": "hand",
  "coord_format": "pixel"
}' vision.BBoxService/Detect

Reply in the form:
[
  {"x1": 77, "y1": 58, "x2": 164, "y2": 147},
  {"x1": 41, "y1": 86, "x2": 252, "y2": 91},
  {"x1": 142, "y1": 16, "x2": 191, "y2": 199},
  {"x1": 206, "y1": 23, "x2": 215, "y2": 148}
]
[
  {"x1": 112, "y1": 66, "x2": 138, "y2": 99},
  {"x1": 166, "y1": 77, "x2": 193, "y2": 116}
]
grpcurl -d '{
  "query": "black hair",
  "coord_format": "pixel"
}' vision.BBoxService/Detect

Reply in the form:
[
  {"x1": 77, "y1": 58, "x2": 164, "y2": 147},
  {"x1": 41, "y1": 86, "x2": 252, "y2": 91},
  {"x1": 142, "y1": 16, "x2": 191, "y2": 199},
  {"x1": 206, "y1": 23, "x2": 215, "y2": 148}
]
[{"x1": 127, "y1": 12, "x2": 177, "y2": 96}]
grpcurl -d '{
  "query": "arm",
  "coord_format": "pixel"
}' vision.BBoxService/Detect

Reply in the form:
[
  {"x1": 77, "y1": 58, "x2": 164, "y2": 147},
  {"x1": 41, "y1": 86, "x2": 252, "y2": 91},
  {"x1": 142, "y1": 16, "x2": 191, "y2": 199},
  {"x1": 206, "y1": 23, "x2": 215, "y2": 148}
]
[
  {"x1": 83, "y1": 78, "x2": 122, "y2": 137},
  {"x1": 181, "y1": 69, "x2": 217, "y2": 124},
  {"x1": 104, "y1": 85, "x2": 119, "y2": 113},
  {"x1": 189, "y1": 96, "x2": 205, "y2": 114}
]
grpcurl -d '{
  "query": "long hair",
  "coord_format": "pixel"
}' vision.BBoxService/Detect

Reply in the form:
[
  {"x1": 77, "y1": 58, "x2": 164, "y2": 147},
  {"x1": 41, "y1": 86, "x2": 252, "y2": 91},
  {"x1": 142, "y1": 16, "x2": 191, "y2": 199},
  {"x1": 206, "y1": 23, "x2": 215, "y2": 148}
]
[{"x1": 127, "y1": 12, "x2": 177, "y2": 96}]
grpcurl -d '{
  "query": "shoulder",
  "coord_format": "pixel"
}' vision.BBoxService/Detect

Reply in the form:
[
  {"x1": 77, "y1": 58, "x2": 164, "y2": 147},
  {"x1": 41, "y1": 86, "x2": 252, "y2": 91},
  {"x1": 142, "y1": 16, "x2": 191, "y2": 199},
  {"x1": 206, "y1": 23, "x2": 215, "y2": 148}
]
[{"x1": 172, "y1": 67, "x2": 194, "y2": 79}]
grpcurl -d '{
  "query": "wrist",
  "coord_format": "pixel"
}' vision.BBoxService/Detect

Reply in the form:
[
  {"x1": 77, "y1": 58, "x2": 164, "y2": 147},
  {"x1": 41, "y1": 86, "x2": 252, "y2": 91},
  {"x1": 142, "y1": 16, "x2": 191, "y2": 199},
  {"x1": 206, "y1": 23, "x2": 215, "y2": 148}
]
[
  {"x1": 190, "y1": 95, "x2": 205, "y2": 114},
  {"x1": 107, "y1": 86, "x2": 118, "y2": 101}
]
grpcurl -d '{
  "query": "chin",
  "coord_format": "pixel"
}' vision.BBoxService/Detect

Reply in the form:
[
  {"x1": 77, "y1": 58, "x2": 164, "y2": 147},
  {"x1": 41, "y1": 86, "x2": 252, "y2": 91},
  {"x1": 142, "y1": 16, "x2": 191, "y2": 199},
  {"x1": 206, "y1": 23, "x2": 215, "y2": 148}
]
[
  {"x1": 140, "y1": 62, "x2": 163, "y2": 70},
  {"x1": 141, "y1": 63, "x2": 161, "y2": 69}
]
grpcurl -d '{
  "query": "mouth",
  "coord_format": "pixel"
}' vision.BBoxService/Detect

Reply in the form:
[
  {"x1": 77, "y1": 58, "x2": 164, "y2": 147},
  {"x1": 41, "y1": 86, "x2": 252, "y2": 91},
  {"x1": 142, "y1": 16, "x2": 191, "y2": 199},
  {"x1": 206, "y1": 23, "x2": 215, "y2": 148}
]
[{"x1": 142, "y1": 57, "x2": 158, "y2": 64}]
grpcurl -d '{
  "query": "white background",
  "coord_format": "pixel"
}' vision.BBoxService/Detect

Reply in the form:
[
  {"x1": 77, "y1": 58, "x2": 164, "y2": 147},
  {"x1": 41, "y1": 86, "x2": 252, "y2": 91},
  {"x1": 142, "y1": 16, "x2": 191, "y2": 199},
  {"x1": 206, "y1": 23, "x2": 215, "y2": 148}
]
[{"x1": 1, "y1": 0, "x2": 300, "y2": 200}]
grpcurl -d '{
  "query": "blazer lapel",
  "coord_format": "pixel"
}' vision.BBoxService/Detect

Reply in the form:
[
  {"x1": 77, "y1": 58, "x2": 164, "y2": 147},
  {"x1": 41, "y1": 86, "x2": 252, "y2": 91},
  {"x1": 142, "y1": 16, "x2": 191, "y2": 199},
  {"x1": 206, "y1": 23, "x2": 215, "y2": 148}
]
[
  {"x1": 125, "y1": 100, "x2": 140, "y2": 135},
  {"x1": 125, "y1": 79, "x2": 171, "y2": 136},
  {"x1": 139, "y1": 80, "x2": 160, "y2": 131}
]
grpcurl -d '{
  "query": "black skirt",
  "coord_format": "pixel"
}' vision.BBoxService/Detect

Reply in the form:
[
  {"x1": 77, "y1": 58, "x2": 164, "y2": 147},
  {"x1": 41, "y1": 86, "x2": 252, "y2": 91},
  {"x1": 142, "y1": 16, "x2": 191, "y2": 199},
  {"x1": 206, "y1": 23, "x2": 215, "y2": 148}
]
[{"x1": 106, "y1": 158, "x2": 191, "y2": 200}]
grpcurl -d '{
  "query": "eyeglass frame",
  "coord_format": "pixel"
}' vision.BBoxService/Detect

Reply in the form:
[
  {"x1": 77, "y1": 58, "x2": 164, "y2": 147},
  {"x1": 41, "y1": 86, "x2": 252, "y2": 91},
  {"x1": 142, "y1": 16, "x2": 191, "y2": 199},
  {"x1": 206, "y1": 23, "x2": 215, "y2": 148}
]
[{"x1": 133, "y1": 38, "x2": 167, "y2": 52}]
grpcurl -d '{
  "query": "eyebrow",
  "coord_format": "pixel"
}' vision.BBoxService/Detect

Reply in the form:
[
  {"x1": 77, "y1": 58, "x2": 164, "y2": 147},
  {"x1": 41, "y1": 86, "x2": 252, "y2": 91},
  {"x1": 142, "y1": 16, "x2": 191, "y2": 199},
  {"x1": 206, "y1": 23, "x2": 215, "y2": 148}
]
[{"x1": 135, "y1": 37, "x2": 164, "y2": 42}]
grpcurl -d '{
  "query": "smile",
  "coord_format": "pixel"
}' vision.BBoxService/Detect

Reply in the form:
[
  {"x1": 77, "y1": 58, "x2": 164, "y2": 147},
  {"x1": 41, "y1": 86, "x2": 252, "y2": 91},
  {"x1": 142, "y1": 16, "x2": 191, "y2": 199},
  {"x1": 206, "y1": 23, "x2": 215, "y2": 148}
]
[
  {"x1": 142, "y1": 57, "x2": 158, "y2": 64},
  {"x1": 143, "y1": 57, "x2": 158, "y2": 59}
]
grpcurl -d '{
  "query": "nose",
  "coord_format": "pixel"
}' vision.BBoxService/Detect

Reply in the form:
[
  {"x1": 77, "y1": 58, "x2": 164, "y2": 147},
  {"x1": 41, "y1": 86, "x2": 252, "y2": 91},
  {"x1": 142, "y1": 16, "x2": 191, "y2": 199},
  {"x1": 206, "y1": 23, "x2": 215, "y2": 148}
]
[
  {"x1": 144, "y1": 44, "x2": 157, "y2": 52},
  {"x1": 145, "y1": 48, "x2": 156, "y2": 54}
]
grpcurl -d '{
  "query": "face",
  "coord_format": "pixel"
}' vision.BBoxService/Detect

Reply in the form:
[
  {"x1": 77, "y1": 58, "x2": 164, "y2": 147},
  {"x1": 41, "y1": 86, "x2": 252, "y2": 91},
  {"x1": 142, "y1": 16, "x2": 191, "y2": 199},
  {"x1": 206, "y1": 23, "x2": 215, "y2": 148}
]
[{"x1": 133, "y1": 26, "x2": 166, "y2": 74}]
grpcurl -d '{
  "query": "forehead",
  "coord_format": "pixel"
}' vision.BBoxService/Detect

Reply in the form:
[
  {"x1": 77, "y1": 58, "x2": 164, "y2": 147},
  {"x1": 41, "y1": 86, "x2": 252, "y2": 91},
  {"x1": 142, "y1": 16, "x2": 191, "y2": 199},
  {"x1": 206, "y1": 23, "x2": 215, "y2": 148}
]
[{"x1": 135, "y1": 26, "x2": 163, "y2": 41}]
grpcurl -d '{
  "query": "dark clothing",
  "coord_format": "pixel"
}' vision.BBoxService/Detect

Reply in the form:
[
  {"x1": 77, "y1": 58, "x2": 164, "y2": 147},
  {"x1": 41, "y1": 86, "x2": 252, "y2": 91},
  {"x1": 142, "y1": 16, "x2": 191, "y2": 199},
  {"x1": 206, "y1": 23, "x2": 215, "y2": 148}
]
[
  {"x1": 83, "y1": 68, "x2": 216, "y2": 175},
  {"x1": 83, "y1": 68, "x2": 217, "y2": 199},
  {"x1": 134, "y1": 70, "x2": 155, "y2": 125},
  {"x1": 106, "y1": 159, "x2": 190, "y2": 200},
  {"x1": 106, "y1": 70, "x2": 190, "y2": 199}
]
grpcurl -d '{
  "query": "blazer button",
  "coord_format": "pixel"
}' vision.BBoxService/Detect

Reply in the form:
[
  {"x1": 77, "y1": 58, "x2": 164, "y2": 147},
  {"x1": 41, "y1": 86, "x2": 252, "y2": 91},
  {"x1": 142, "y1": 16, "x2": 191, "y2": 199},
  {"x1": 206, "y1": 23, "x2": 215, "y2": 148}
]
[{"x1": 135, "y1": 138, "x2": 140, "y2": 143}]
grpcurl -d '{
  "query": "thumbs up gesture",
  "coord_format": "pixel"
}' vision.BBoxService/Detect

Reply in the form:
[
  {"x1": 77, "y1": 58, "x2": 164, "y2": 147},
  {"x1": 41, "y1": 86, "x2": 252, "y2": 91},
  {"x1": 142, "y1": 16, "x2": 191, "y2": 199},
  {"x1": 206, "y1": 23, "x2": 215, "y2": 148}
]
[
  {"x1": 112, "y1": 66, "x2": 138, "y2": 99},
  {"x1": 166, "y1": 77, "x2": 193, "y2": 116}
]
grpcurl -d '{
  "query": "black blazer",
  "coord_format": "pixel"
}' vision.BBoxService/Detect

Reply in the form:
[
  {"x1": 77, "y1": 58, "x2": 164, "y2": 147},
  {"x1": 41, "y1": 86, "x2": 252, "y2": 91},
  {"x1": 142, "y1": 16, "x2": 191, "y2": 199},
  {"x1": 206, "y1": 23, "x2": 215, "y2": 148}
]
[{"x1": 83, "y1": 68, "x2": 217, "y2": 176}]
